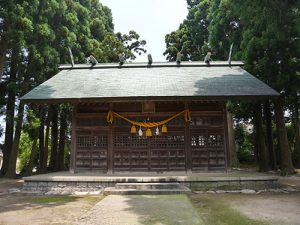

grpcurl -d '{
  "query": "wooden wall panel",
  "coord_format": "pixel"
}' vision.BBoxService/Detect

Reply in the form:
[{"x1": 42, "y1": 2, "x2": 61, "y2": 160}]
[{"x1": 72, "y1": 101, "x2": 227, "y2": 173}]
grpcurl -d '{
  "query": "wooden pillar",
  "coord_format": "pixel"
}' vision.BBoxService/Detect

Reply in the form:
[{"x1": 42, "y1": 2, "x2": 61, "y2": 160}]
[
  {"x1": 185, "y1": 102, "x2": 192, "y2": 173},
  {"x1": 70, "y1": 105, "x2": 77, "y2": 173},
  {"x1": 223, "y1": 102, "x2": 230, "y2": 172},
  {"x1": 107, "y1": 103, "x2": 114, "y2": 174},
  {"x1": 227, "y1": 111, "x2": 239, "y2": 168}
]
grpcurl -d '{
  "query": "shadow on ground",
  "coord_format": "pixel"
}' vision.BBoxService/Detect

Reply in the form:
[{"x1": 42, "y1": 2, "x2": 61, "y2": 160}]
[{"x1": 123, "y1": 195, "x2": 204, "y2": 225}]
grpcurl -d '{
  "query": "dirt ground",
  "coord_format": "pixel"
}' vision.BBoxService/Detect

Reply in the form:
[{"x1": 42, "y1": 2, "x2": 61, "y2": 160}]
[
  {"x1": 0, "y1": 179, "x2": 102, "y2": 225},
  {"x1": 230, "y1": 192, "x2": 300, "y2": 225},
  {"x1": 0, "y1": 175, "x2": 299, "y2": 225},
  {"x1": 78, "y1": 195, "x2": 204, "y2": 225}
]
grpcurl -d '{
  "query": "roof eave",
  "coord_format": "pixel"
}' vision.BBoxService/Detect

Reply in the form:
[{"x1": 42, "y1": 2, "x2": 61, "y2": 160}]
[{"x1": 20, "y1": 94, "x2": 280, "y2": 104}]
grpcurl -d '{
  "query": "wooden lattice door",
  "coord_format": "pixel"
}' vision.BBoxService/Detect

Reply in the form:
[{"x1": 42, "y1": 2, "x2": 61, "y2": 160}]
[
  {"x1": 149, "y1": 130, "x2": 185, "y2": 171},
  {"x1": 188, "y1": 113, "x2": 226, "y2": 171},
  {"x1": 113, "y1": 126, "x2": 186, "y2": 172},
  {"x1": 75, "y1": 131, "x2": 108, "y2": 172},
  {"x1": 114, "y1": 133, "x2": 149, "y2": 171},
  {"x1": 190, "y1": 129, "x2": 226, "y2": 171}
]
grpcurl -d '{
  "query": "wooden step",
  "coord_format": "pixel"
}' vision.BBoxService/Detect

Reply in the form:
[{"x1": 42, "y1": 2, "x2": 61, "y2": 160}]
[{"x1": 115, "y1": 182, "x2": 182, "y2": 190}]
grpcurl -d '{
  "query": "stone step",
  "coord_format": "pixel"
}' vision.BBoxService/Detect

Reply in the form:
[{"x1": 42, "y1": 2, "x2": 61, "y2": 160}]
[
  {"x1": 104, "y1": 186, "x2": 191, "y2": 195},
  {"x1": 115, "y1": 182, "x2": 182, "y2": 190}
]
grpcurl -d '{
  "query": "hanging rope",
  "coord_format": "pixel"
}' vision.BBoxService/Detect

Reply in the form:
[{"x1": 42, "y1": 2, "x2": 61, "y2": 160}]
[{"x1": 106, "y1": 109, "x2": 191, "y2": 128}]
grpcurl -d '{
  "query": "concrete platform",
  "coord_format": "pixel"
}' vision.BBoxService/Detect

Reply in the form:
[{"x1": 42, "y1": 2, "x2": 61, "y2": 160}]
[
  {"x1": 103, "y1": 188, "x2": 191, "y2": 195},
  {"x1": 22, "y1": 170, "x2": 279, "y2": 193},
  {"x1": 103, "y1": 182, "x2": 191, "y2": 195}
]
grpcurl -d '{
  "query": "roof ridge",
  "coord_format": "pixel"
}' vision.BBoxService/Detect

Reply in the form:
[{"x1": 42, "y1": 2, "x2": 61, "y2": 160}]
[{"x1": 59, "y1": 61, "x2": 244, "y2": 70}]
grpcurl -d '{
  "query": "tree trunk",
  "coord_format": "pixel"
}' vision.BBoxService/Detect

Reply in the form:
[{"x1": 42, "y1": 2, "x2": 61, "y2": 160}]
[
  {"x1": 292, "y1": 97, "x2": 300, "y2": 168},
  {"x1": 227, "y1": 112, "x2": 239, "y2": 167},
  {"x1": 58, "y1": 107, "x2": 67, "y2": 171},
  {"x1": 25, "y1": 134, "x2": 38, "y2": 176},
  {"x1": 264, "y1": 100, "x2": 277, "y2": 170},
  {"x1": 0, "y1": 47, "x2": 19, "y2": 176},
  {"x1": 4, "y1": 50, "x2": 33, "y2": 178},
  {"x1": 0, "y1": 24, "x2": 9, "y2": 81},
  {"x1": 38, "y1": 106, "x2": 45, "y2": 173},
  {"x1": 41, "y1": 107, "x2": 52, "y2": 173},
  {"x1": 0, "y1": 96, "x2": 15, "y2": 176},
  {"x1": 49, "y1": 105, "x2": 58, "y2": 171},
  {"x1": 274, "y1": 98, "x2": 294, "y2": 175},
  {"x1": 254, "y1": 103, "x2": 270, "y2": 171},
  {"x1": 4, "y1": 102, "x2": 25, "y2": 178}
]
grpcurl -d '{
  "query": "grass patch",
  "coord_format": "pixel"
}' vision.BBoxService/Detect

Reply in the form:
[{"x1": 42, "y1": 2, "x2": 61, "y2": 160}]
[
  {"x1": 189, "y1": 194, "x2": 268, "y2": 225},
  {"x1": 81, "y1": 196, "x2": 104, "y2": 205},
  {"x1": 29, "y1": 196, "x2": 79, "y2": 204},
  {"x1": 124, "y1": 195, "x2": 204, "y2": 225},
  {"x1": 27, "y1": 195, "x2": 104, "y2": 205}
]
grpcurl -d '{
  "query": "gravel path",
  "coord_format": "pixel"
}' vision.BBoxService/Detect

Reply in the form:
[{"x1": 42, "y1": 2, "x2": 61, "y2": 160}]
[{"x1": 76, "y1": 195, "x2": 204, "y2": 225}]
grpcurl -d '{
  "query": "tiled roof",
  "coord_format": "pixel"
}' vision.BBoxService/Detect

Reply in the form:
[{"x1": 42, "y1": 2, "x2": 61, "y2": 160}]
[{"x1": 21, "y1": 62, "x2": 279, "y2": 103}]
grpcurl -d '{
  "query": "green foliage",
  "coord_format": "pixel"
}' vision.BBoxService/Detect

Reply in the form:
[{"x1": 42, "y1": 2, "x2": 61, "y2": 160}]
[
  {"x1": 286, "y1": 123, "x2": 295, "y2": 147},
  {"x1": 23, "y1": 109, "x2": 40, "y2": 137},
  {"x1": 235, "y1": 124, "x2": 255, "y2": 164},
  {"x1": 116, "y1": 30, "x2": 147, "y2": 60},
  {"x1": 286, "y1": 123, "x2": 300, "y2": 167},
  {"x1": 165, "y1": 0, "x2": 299, "y2": 173},
  {"x1": 207, "y1": 0, "x2": 242, "y2": 60},
  {"x1": 164, "y1": 0, "x2": 211, "y2": 61},
  {"x1": 17, "y1": 133, "x2": 33, "y2": 172}
]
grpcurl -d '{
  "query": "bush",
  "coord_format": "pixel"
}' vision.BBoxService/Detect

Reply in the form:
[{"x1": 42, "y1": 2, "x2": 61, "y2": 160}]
[
  {"x1": 235, "y1": 124, "x2": 255, "y2": 164},
  {"x1": 17, "y1": 132, "x2": 33, "y2": 173}
]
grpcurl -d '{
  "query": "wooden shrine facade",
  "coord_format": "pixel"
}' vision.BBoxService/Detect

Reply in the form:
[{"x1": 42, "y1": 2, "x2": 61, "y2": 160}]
[
  {"x1": 21, "y1": 61, "x2": 280, "y2": 174},
  {"x1": 70, "y1": 101, "x2": 229, "y2": 173}
]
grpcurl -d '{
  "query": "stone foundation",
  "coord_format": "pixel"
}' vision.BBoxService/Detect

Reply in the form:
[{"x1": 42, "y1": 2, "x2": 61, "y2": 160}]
[
  {"x1": 22, "y1": 181, "x2": 115, "y2": 193},
  {"x1": 22, "y1": 175, "x2": 278, "y2": 194},
  {"x1": 185, "y1": 179, "x2": 278, "y2": 191}
]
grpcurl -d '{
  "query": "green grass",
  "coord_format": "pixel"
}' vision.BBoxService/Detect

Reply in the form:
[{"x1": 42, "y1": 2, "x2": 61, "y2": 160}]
[
  {"x1": 27, "y1": 195, "x2": 104, "y2": 205},
  {"x1": 81, "y1": 196, "x2": 104, "y2": 205},
  {"x1": 189, "y1": 194, "x2": 268, "y2": 225},
  {"x1": 28, "y1": 196, "x2": 79, "y2": 204},
  {"x1": 123, "y1": 195, "x2": 204, "y2": 225}
]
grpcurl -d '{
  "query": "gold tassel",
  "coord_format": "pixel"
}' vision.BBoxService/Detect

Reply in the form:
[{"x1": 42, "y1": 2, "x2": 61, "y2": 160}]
[
  {"x1": 146, "y1": 128, "x2": 152, "y2": 137},
  {"x1": 162, "y1": 124, "x2": 167, "y2": 133},
  {"x1": 130, "y1": 125, "x2": 137, "y2": 134}
]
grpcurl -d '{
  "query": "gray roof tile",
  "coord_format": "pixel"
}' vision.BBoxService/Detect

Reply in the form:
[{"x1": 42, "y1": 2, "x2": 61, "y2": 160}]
[{"x1": 21, "y1": 63, "x2": 279, "y2": 103}]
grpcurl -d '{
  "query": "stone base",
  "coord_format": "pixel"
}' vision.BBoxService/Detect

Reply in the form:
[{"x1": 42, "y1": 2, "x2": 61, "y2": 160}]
[
  {"x1": 22, "y1": 171, "x2": 279, "y2": 195},
  {"x1": 186, "y1": 178, "x2": 278, "y2": 191},
  {"x1": 22, "y1": 181, "x2": 112, "y2": 194}
]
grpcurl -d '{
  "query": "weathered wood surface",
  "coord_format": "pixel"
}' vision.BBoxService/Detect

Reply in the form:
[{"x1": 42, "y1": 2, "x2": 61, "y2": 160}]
[{"x1": 72, "y1": 101, "x2": 227, "y2": 173}]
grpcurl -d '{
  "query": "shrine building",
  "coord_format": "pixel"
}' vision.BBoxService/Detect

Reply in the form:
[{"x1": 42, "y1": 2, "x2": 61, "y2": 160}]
[{"x1": 21, "y1": 61, "x2": 279, "y2": 174}]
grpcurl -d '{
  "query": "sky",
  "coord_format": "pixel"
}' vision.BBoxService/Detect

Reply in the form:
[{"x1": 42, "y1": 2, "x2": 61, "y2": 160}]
[{"x1": 100, "y1": 0, "x2": 188, "y2": 62}]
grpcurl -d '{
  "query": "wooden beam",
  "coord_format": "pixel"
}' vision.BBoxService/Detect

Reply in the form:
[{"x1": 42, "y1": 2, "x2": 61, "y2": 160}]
[
  {"x1": 185, "y1": 102, "x2": 192, "y2": 172},
  {"x1": 21, "y1": 95, "x2": 279, "y2": 105},
  {"x1": 70, "y1": 105, "x2": 78, "y2": 173},
  {"x1": 107, "y1": 103, "x2": 114, "y2": 174},
  {"x1": 223, "y1": 103, "x2": 230, "y2": 172}
]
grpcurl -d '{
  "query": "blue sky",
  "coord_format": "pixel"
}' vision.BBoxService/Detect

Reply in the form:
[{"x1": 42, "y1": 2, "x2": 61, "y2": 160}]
[{"x1": 100, "y1": 0, "x2": 188, "y2": 62}]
